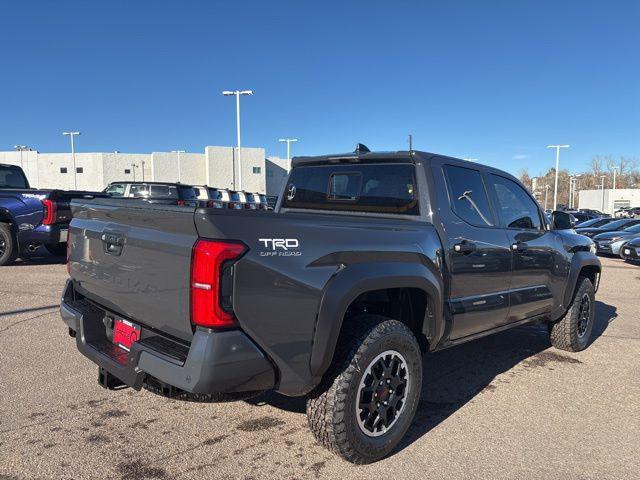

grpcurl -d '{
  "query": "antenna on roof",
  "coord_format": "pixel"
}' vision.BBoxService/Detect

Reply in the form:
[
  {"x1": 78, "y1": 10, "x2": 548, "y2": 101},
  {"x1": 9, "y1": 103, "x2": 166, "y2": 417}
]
[
  {"x1": 355, "y1": 143, "x2": 370, "y2": 154},
  {"x1": 408, "y1": 134, "x2": 413, "y2": 150}
]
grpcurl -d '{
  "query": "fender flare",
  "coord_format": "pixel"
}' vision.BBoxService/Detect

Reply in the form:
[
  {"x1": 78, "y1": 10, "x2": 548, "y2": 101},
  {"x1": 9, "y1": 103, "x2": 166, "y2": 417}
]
[
  {"x1": 0, "y1": 207, "x2": 17, "y2": 228},
  {"x1": 309, "y1": 261, "x2": 444, "y2": 377},
  {"x1": 553, "y1": 252, "x2": 601, "y2": 320}
]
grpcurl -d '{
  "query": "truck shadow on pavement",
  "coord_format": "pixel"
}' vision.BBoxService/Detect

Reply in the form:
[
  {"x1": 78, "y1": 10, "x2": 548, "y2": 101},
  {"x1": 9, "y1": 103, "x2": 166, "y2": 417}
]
[
  {"x1": 14, "y1": 252, "x2": 66, "y2": 266},
  {"x1": 248, "y1": 300, "x2": 617, "y2": 456}
]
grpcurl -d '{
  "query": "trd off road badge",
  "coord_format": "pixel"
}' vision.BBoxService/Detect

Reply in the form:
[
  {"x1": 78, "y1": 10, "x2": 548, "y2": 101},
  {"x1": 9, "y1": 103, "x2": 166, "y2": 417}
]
[{"x1": 258, "y1": 238, "x2": 302, "y2": 257}]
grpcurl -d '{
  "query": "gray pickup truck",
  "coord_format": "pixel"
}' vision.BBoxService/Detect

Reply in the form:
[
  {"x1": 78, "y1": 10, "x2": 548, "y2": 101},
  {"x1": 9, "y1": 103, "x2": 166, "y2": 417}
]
[{"x1": 61, "y1": 146, "x2": 601, "y2": 463}]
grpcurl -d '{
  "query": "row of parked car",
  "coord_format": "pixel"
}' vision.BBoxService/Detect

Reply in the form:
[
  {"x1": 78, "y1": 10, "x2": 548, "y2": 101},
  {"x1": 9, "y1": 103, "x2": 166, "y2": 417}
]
[
  {"x1": 572, "y1": 215, "x2": 640, "y2": 263},
  {"x1": 103, "y1": 181, "x2": 276, "y2": 210}
]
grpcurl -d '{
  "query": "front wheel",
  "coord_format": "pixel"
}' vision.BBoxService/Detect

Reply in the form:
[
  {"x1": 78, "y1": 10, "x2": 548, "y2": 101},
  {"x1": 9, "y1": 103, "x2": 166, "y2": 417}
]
[
  {"x1": 306, "y1": 315, "x2": 422, "y2": 464},
  {"x1": 548, "y1": 277, "x2": 595, "y2": 352}
]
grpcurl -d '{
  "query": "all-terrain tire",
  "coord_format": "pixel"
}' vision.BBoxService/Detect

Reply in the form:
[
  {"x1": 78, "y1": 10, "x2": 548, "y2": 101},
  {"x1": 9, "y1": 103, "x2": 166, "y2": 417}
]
[
  {"x1": 548, "y1": 277, "x2": 595, "y2": 352},
  {"x1": 306, "y1": 315, "x2": 422, "y2": 464},
  {"x1": 45, "y1": 242, "x2": 67, "y2": 257},
  {"x1": 0, "y1": 223, "x2": 18, "y2": 266}
]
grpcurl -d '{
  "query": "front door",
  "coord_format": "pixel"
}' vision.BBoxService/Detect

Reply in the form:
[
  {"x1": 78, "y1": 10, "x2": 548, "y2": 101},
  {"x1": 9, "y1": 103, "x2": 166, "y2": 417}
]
[
  {"x1": 486, "y1": 173, "x2": 560, "y2": 322},
  {"x1": 437, "y1": 164, "x2": 513, "y2": 340}
]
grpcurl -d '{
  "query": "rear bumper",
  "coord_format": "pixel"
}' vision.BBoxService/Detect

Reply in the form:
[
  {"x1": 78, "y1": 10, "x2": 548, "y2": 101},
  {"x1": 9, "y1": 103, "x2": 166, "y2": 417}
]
[
  {"x1": 18, "y1": 224, "x2": 68, "y2": 247},
  {"x1": 60, "y1": 280, "x2": 275, "y2": 394}
]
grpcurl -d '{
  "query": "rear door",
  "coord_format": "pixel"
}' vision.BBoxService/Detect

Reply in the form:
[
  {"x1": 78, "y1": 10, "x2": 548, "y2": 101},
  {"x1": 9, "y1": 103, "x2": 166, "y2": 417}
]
[
  {"x1": 486, "y1": 173, "x2": 562, "y2": 322},
  {"x1": 69, "y1": 199, "x2": 198, "y2": 341},
  {"x1": 435, "y1": 163, "x2": 513, "y2": 340}
]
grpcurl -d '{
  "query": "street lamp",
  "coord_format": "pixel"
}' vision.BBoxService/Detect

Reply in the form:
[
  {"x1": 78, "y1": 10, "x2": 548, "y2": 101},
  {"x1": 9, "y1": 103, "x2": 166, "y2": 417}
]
[
  {"x1": 222, "y1": 89, "x2": 253, "y2": 190},
  {"x1": 600, "y1": 175, "x2": 606, "y2": 212},
  {"x1": 611, "y1": 166, "x2": 619, "y2": 215},
  {"x1": 547, "y1": 144, "x2": 570, "y2": 210},
  {"x1": 62, "y1": 131, "x2": 81, "y2": 189},
  {"x1": 278, "y1": 138, "x2": 298, "y2": 164},
  {"x1": 544, "y1": 184, "x2": 551, "y2": 211},
  {"x1": 171, "y1": 150, "x2": 185, "y2": 183},
  {"x1": 13, "y1": 145, "x2": 31, "y2": 169}
]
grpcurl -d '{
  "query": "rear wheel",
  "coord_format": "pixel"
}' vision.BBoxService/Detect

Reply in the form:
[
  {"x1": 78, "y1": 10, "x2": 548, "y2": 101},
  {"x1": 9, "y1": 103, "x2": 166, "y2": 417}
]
[
  {"x1": 306, "y1": 315, "x2": 422, "y2": 464},
  {"x1": 0, "y1": 223, "x2": 17, "y2": 266},
  {"x1": 45, "y1": 242, "x2": 67, "y2": 257},
  {"x1": 548, "y1": 277, "x2": 595, "y2": 352}
]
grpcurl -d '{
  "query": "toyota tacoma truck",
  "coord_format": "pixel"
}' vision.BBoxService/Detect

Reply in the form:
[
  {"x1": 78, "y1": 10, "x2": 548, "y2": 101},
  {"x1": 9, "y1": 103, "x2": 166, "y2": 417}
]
[
  {"x1": 61, "y1": 146, "x2": 601, "y2": 463},
  {"x1": 0, "y1": 163, "x2": 104, "y2": 265}
]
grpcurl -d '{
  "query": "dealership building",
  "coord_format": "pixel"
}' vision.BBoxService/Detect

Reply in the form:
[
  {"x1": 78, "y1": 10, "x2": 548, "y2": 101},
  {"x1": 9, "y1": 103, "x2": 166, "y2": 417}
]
[
  {"x1": 578, "y1": 188, "x2": 640, "y2": 214},
  {"x1": 0, "y1": 146, "x2": 291, "y2": 196}
]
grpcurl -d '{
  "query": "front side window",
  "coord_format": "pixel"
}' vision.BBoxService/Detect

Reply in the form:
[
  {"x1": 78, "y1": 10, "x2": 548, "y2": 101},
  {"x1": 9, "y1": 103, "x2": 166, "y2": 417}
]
[
  {"x1": 283, "y1": 163, "x2": 418, "y2": 215},
  {"x1": 105, "y1": 184, "x2": 125, "y2": 196},
  {"x1": 443, "y1": 165, "x2": 493, "y2": 227},
  {"x1": 490, "y1": 174, "x2": 542, "y2": 230}
]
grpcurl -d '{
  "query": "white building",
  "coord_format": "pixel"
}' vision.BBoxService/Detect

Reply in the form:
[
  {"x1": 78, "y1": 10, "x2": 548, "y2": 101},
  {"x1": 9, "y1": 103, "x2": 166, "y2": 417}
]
[
  {"x1": 578, "y1": 188, "x2": 640, "y2": 214},
  {"x1": 0, "y1": 146, "x2": 279, "y2": 195}
]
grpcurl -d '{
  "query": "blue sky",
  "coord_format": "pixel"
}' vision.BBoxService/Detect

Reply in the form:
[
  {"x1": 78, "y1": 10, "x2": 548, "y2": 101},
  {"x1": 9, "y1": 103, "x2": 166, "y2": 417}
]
[{"x1": 1, "y1": 0, "x2": 638, "y2": 176}]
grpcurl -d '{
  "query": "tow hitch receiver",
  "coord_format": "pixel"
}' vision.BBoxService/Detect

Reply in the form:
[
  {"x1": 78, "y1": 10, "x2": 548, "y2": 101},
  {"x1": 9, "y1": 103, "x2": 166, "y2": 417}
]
[{"x1": 98, "y1": 367, "x2": 127, "y2": 390}]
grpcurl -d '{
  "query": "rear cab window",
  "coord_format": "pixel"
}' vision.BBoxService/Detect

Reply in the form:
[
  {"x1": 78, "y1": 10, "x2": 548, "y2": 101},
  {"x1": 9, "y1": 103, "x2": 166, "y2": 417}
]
[
  {"x1": 282, "y1": 163, "x2": 419, "y2": 215},
  {"x1": 443, "y1": 165, "x2": 494, "y2": 227},
  {"x1": 0, "y1": 165, "x2": 29, "y2": 189}
]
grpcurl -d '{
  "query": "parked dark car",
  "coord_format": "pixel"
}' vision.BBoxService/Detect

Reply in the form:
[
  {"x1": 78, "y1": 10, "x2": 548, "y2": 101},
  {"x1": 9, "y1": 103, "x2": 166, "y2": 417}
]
[
  {"x1": 62, "y1": 147, "x2": 600, "y2": 463},
  {"x1": 226, "y1": 190, "x2": 245, "y2": 209},
  {"x1": 620, "y1": 236, "x2": 640, "y2": 263},
  {"x1": 575, "y1": 218, "x2": 640, "y2": 238},
  {"x1": 0, "y1": 163, "x2": 104, "y2": 265},
  {"x1": 578, "y1": 208, "x2": 609, "y2": 217},
  {"x1": 574, "y1": 217, "x2": 616, "y2": 229}
]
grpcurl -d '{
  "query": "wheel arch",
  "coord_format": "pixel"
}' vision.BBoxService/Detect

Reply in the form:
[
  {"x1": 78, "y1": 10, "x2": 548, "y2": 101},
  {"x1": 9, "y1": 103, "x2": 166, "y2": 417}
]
[
  {"x1": 554, "y1": 252, "x2": 601, "y2": 321},
  {"x1": 309, "y1": 261, "x2": 444, "y2": 378}
]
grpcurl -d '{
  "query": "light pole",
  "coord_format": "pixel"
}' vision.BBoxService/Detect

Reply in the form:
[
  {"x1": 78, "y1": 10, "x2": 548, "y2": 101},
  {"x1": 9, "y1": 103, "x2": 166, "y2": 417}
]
[
  {"x1": 547, "y1": 144, "x2": 570, "y2": 210},
  {"x1": 171, "y1": 150, "x2": 185, "y2": 183},
  {"x1": 222, "y1": 90, "x2": 253, "y2": 190},
  {"x1": 612, "y1": 166, "x2": 618, "y2": 214},
  {"x1": 544, "y1": 185, "x2": 551, "y2": 211},
  {"x1": 13, "y1": 145, "x2": 30, "y2": 169},
  {"x1": 131, "y1": 163, "x2": 138, "y2": 182},
  {"x1": 63, "y1": 131, "x2": 81, "y2": 189},
  {"x1": 600, "y1": 175, "x2": 606, "y2": 212},
  {"x1": 278, "y1": 138, "x2": 298, "y2": 164}
]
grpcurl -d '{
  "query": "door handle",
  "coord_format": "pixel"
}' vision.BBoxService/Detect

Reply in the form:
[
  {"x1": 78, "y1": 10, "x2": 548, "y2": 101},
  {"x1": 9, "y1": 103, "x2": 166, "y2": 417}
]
[
  {"x1": 453, "y1": 241, "x2": 477, "y2": 254},
  {"x1": 511, "y1": 241, "x2": 529, "y2": 253},
  {"x1": 101, "y1": 233, "x2": 125, "y2": 256}
]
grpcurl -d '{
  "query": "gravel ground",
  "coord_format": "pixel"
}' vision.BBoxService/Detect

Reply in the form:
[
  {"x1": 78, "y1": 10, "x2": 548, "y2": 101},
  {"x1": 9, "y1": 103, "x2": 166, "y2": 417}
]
[{"x1": 1, "y1": 253, "x2": 638, "y2": 480}]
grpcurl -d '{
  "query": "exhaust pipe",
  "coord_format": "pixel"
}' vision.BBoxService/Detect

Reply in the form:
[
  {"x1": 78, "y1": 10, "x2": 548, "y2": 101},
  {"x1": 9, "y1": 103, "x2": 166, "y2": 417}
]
[{"x1": 27, "y1": 244, "x2": 39, "y2": 252}]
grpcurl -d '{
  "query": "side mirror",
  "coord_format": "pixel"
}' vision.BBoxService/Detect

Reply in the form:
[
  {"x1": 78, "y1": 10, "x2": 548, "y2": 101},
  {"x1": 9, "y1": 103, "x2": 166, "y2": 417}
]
[{"x1": 551, "y1": 210, "x2": 575, "y2": 230}]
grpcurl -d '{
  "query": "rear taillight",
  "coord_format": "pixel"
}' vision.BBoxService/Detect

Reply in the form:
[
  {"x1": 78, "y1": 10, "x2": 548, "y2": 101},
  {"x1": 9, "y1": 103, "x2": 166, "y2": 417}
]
[
  {"x1": 190, "y1": 239, "x2": 247, "y2": 329},
  {"x1": 42, "y1": 199, "x2": 57, "y2": 225},
  {"x1": 177, "y1": 200, "x2": 186, "y2": 206},
  {"x1": 206, "y1": 200, "x2": 223, "y2": 208}
]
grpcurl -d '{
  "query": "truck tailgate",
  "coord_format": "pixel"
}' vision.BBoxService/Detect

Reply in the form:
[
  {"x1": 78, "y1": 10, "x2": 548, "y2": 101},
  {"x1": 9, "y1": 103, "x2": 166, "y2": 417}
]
[{"x1": 69, "y1": 199, "x2": 198, "y2": 341}]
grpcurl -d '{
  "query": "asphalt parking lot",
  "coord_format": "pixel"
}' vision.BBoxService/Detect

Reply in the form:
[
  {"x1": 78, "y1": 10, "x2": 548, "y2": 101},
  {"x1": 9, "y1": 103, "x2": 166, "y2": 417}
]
[{"x1": 1, "y1": 254, "x2": 638, "y2": 480}]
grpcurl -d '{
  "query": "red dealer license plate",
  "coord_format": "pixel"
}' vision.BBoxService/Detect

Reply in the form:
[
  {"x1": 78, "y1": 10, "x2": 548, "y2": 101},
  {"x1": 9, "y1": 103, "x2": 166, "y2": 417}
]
[{"x1": 112, "y1": 318, "x2": 141, "y2": 351}]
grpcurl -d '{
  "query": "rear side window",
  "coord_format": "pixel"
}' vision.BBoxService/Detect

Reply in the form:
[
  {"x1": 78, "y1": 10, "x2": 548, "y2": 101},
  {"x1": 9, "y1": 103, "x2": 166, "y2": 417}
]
[
  {"x1": 149, "y1": 185, "x2": 178, "y2": 198},
  {"x1": 0, "y1": 165, "x2": 28, "y2": 188},
  {"x1": 283, "y1": 163, "x2": 418, "y2": 215},
  {"x1": 443, "y1": 165, "x2": 493, "y2": 227},
  {"x1": 490, "y1": 174, "x2": 542, "y2": 230},
  {"x1": 129, "y1": 184, "x2": 149, "y2": 197},
  {"x1": 178, "y1": 187, "x2": 197, "y2": 200}
]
